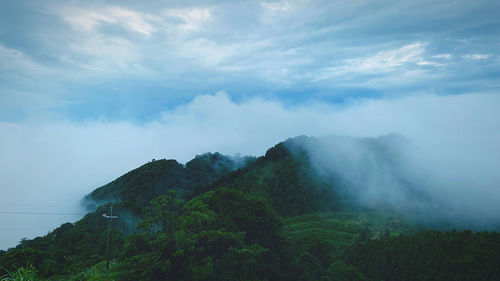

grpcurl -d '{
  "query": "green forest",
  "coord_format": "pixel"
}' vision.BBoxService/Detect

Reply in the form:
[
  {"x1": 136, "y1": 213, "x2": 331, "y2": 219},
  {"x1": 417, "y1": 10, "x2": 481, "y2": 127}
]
[{"x1": 1, "y1": 136, "x2": 499, "y2": 281}]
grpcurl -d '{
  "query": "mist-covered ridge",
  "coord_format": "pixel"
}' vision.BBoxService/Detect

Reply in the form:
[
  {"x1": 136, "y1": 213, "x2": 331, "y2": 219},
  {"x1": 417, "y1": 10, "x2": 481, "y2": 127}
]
[
  {"x1": 2, "y1": 134, "x2": 500, "y2": 280},
  {"x1": 87, "y1": 134, "x2": 500, "y2": 230},
  {"x1": 284, "y1": 134, "x2": 500, "y2": 230}
]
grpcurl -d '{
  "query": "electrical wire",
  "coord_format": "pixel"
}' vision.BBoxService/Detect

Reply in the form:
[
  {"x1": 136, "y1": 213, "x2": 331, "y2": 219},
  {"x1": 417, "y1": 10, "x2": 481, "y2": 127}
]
[
  {"x1": 0, "y1": 211, "x2": 86, "y2": 216},
  {"x1": 0, "y1": 203, "x2": 83, "y2": 208},
  {"x1": 0, "y1": 228, "x2": 50, "y2": 232}
]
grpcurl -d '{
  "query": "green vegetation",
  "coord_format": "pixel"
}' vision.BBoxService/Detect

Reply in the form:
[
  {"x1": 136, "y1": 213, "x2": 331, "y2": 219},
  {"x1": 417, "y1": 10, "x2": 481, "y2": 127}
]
[
  {"x1": 87, "y1": 153, "x2": 250, "y2": 208},
  {"x1": 345, "y1": 230, "x2": 500, "y2": 281},
  {"x1": 282, "y1": 211, "x2": 419, "y2": 281},
  {"x1": 206, "y1": 140, "x2": 342, "y2": 216},
  {"x1": 116, "y1": 188, "x2": 295, "y2": 281},
  {"x1": 0, "y1": 212, "x2": 124, "y2": 279},
  {"x1": 1, "y1": 136, "x2": 499, "y2": 280},
  {"x1": 1, "y1": 263, "x2": 36, "y2": 281},
  {"x1": 62, "y1": 261, "x2": 118, "y2": 281}
]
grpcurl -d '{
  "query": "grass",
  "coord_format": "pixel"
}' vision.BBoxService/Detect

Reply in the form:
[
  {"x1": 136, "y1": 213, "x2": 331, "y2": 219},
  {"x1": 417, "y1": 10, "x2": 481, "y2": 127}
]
[
  {"x1": 0, "y1": 264, "x2": 37, "y2": 281},
  {"x1": 56, "y1": 261, "x2": 118, "y2": 281}
]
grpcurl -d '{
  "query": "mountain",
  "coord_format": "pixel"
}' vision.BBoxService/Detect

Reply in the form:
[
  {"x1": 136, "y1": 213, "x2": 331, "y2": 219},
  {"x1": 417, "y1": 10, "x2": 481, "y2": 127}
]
[
  {"x1": 86, "y1": 152, "x2": 254, "y2": 208},
  {"x1": 84, "y1": 136, "x2": 354, "y2": 218},
  {"x1": 1, "y1": 135, "x2": 499, "y2": 281}
]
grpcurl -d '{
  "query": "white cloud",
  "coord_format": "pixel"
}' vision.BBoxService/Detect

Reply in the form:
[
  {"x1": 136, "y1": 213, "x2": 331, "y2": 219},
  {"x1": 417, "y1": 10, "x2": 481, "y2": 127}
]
[
  {"x1": 60, "y1": 7, "x2": 109, "y2": 31},
  {"x1": 313, "y1": 42, "x2": 442, "y2": 81},
  {"x1": 261, "y1": 1, "x2": 294, "y2": 14},
  {"x1": 0, "y1": 44, "x2": 46, "y2": 73},
  {"x1": 56, "y1": 5, "x2": 219, "y2": 73},
  {"x1": 61, "y1": 6, "x2": 156, "y2": 35},
  {"x1": 67, "y1": 36, "x2": 140, "y2": 71},
  {"x1": 260, "y1": 0, "x2": 303, "y2": 23},
  {"x1": 108, "y1": 7, "x2": 157, "y2": 35},
  {"x1": 163, "y1": 8, "x2": 213, "y2": 32},
  {"x1": 347, "y1": 42, "x2": 425, "y2": 70},
  {"x1": 173, "y1": 38, "x2": 240, "y2": 67},
  {"x1": 433, "y1": 53, "x2": 452, "y2": 59},
  {"x1": 10, "y1": 1, "x2": 494, "y2": 101},
  {"x1": 462, "y1": 53, "x2": 489, "y2": 60}
]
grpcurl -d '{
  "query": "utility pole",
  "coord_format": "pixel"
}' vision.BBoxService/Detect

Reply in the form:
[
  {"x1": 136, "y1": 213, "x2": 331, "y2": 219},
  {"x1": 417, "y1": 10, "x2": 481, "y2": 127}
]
[{"x1": 103, "y1": 206, "x2": 118, "y2": 278}]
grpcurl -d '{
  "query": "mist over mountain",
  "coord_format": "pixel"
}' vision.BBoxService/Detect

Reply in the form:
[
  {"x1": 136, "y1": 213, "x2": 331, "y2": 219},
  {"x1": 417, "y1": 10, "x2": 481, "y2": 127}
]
[
  {"x1": 2, "y1": 0, "x2": 500, "y2": 279},
  {"x1": 2, "y1": 134, "x2": 500, "y2": 281},
  {"x1": 84, "y1": 134, "x2": 500, "y2": 231},
  {"x1": 290, "y1": 135, "x2": 500, "y2": 230},
  {"x1": 2, "y1": 92, "x2": 499, "y2": 251}
]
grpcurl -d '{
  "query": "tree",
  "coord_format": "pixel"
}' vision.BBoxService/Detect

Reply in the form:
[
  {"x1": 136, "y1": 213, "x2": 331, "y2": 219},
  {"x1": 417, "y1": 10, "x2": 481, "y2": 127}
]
[{"x1": 138, "y1": 190, "x2": 184, "y2": 233}]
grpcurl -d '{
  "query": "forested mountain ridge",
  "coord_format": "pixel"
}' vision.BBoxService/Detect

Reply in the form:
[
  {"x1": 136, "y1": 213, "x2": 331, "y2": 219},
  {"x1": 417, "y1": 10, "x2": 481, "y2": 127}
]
[
  {"x1": 199, "y1": 137, "x2": 345, "y2": 216},
  {"x1": 1, "y1": 135, "x2": 499, "y2": 281},
  {"x1": 86, "y1": 152, "x2": 254, "y2": 208},
  {"x1": 85, "y1": 136, "x2": 347, "y2": 217}
]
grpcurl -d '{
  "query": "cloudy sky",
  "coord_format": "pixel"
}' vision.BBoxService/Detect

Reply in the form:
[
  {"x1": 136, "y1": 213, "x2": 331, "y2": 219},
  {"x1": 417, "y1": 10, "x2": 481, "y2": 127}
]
[{"x1": 1, "y1": 0, "x2": 500, "y2": 249}]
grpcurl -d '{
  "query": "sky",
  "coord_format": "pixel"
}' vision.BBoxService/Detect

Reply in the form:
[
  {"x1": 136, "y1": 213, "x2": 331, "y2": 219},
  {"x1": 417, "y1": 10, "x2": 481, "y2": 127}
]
[{"x1": 1, "y1": 0, "x2": 500, "y2": 249}]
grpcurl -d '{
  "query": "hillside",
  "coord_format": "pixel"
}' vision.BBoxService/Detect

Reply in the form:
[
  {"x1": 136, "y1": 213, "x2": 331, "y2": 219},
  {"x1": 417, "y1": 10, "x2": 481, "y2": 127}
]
[
  {"x1": 86, "y1": 152, "x2": 253, "y2": 208},
  {"x1": 1, "y1": 135, "x2": 499, "y2": 281}
]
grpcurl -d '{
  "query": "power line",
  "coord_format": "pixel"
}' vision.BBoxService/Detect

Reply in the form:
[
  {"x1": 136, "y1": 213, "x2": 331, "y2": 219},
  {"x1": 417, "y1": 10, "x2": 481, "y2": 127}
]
[
  {"x1": 0, "y1": 228, "x2": 50, "y2": 232},
  {"x1": 0, "y1": 211, "x2": 85, "y2": 215},
  {"x1": 0, "y1": 203, "x2": 83, "y2": 208}
]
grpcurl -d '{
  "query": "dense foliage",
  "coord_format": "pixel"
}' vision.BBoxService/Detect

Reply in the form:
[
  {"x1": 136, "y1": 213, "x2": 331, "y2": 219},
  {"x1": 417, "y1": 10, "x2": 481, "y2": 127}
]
[
  {"x1": 117, "y1": 188, "x2": 297, "y2": 281},
  {"x1": 204, "y1": 139, "x2": 342, "y2": 217},
  {"x1": 1, "y1": 136, "x2": 500, "y2": 281},
  {"x1": 87, "y1": 153, "x2": 252, "y2": 207},
  {"x1": 345, "y1": 230, "x2": 500, "y2": 281}
]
